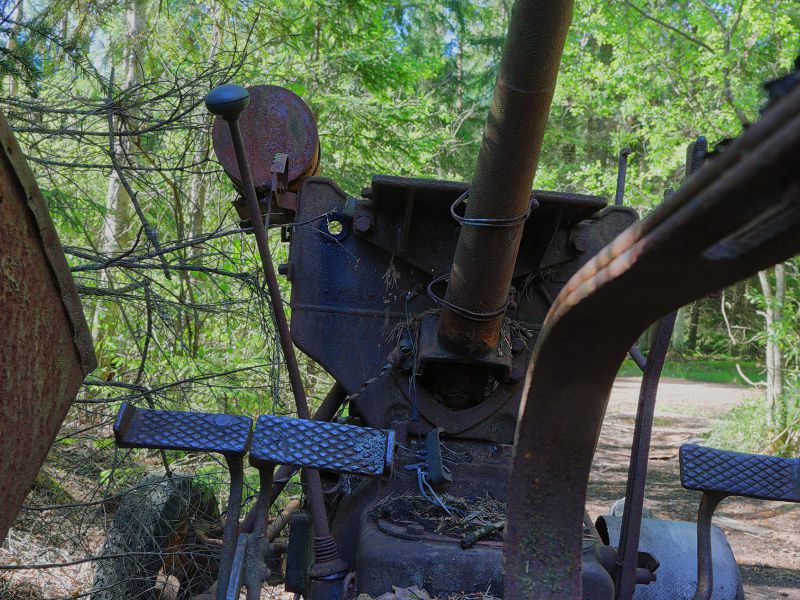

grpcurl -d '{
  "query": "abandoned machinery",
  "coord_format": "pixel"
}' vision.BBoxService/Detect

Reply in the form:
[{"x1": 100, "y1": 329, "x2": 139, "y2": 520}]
[{"x1": 3, "y1": 0, "x2": 800, "y2": 599}]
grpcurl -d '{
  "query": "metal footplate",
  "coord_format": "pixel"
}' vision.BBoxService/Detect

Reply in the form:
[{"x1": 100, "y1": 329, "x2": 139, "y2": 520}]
[
  {"x1": 114, "y1": 403, "x2": 253, "y2": 456},
  {"x1": 249, "y1": 414, "x2": 394, "y2": 476},
  {"x1": 680, "y1": 443, "x2": 800, "y2": 600},
  {"x1": 680, "y1": 443, "x2": 800, "y2": 501}
]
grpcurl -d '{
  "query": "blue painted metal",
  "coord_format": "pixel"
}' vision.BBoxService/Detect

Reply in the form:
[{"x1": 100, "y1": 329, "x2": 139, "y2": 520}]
[
  {"x1": 249, "y1": 414, "x2": 394, "y2": 477},
  {"x1": 113, "y1": 403, "x2": 252, "y2": 456}
]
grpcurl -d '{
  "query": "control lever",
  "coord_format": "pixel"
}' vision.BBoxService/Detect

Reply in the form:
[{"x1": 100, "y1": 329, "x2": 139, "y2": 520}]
[{"x1": 205, "y1": 84, "x2": 347, "y2": 580}]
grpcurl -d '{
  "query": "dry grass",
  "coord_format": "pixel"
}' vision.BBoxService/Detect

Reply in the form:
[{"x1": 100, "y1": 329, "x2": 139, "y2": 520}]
[{"x1": 370, "y1": 491, "x2": 505, "y2": 541}]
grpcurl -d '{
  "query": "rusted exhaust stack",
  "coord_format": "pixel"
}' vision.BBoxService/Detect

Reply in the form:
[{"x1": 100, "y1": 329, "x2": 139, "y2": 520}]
[{"x1": 437, "y1": 0, "x2": 574, "y2": 353}]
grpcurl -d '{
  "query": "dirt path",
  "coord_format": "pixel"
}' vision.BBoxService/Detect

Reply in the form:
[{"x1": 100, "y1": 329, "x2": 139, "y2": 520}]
[{"x1": 588, "y1": 377, "x2": 800, "y2": 599}]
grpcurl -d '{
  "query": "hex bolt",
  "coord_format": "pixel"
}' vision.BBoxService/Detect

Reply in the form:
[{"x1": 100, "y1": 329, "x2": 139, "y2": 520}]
[{"x1": 354, "y1": 214, "x2": 373, "y2": 234}]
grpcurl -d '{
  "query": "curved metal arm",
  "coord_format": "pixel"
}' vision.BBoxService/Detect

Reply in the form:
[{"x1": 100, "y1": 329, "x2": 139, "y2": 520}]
[{"x1": 504, "y1": 83, "x2": 800, "y2": 599}]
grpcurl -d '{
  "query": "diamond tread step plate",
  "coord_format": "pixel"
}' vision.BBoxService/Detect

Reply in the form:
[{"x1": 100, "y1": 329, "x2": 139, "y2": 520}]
[
  {"x1": 250, "y1": 414, "x2": 394, "y2": 476},
  {"x1": 680, "y1": 443, "x2": 800, "y2": 502},
  {"x1": 114, "y1": 403, "x2": 252, "y2": 456}
]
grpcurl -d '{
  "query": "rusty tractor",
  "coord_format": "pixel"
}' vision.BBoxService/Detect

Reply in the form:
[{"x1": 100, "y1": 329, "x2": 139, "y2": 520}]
[{"x1": 3, "y1": 1, "x2": 800, "y2": 599}]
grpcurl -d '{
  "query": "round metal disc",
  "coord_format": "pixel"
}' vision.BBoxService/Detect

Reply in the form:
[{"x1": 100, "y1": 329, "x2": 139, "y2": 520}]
[{"x1": 212, "y1": 84, "x2": 320, "y2": 195}]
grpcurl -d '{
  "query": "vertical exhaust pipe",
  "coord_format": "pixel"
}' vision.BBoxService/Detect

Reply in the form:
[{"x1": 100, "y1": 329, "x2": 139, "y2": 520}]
[{"x1": 437, "y1": 0, "x2": 574, "y2": 353}]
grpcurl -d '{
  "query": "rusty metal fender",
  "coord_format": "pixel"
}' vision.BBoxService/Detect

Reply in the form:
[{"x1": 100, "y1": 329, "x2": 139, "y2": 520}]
[{"x1": 0, "y1": 110, "x2": 95, "y2": 542}]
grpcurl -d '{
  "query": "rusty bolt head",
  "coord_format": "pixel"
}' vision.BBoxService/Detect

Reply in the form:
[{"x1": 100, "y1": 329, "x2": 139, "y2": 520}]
[{"x1": 354, "y1": 214, "x2": 373, "y2": 234}]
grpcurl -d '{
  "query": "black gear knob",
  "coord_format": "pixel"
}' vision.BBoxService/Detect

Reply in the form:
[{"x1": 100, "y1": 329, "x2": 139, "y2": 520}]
[{"x1": 205, "y1": 84, "x2": 250, "y2": 120}]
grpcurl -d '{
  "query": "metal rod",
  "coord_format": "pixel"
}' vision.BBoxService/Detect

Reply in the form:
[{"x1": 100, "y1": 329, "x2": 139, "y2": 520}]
[
  {"x1": 437, "y1": 0, "x2": 575, "y2": 353},
  {"x1": 224, "y1": 116, "x2": 334, "y2": 542},
  {"x1": 225, "y1": 534, "x2": 248, "y2": 600},
  {"x1": 217, "y1": 456, "x2": 244, "y2": 600},
  {"x1": 245, "y1": 466, "x2": 275, "y2": 600},
  {"x1": 267, "y1": 498, "x2": 302, "y2": 542},
  {"x1": 615, "y1": 147, "x2": 631, "y2": 206},
  {"x1": 616, "y1": 312, "x2": 676, "y2": 600},
  {"x1": 618, "y1": 137, "x2": 707, "y2": 600},
  {"x1": 692, "y1": 492, "x2": 726, "y2": 600}
]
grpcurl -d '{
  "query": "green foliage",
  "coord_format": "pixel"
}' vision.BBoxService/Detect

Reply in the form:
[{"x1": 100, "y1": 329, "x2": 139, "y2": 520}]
[
  {"x1": 705, "y1": 398, "x2": 770, "y2": 455},
  {"x1": 2, "y1": 0, "x2": 799, "y2": 498},
  {"x1": 540, "y1": 0, "x2": 800, "y2": 201},
  {"x1": 618, "y1": 357, "x2": 761, "y2": 385}
]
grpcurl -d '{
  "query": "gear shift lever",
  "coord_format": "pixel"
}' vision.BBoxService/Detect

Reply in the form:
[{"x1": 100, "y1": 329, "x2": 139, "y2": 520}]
[{"x1": 206, "y1": 85, "x2": 348, "y2": 584}]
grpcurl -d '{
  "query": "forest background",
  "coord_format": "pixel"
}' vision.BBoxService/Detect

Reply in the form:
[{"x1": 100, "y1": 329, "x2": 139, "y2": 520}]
[{"x1": 0, "y1": 0, "x2": 799, "y2": 597}]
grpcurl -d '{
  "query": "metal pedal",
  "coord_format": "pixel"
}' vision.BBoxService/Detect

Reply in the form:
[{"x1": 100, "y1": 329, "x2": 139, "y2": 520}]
[
  {"x1": 680, "y1": 443, "x2": 800, "y2": 502},
  {"x1": 680, "y1": 443, "x2": 800, "y2": 600},
  {"x1": 249, "y1": 414, "x2": 394, "y2": 476},
  {"x1": 114, "y1": 403, "x2": 252, "y2": 457}
]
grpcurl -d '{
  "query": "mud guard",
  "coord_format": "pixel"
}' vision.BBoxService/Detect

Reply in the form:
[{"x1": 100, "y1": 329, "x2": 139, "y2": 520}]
[
  {"x1": 0, "y1": 111, "x2": 95, "y2": 543},
  {"x1": 597, "y1": 516, "x2": 744, "y2": 600}
]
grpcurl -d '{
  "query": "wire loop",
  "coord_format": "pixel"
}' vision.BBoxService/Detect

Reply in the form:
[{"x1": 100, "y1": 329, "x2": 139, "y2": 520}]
[
  {"x1": 427, "y1": 274, "x2": 509, "y2": 321},
  {"x1": 450, "y1": 189, "x2": 537, "y2": 228}
]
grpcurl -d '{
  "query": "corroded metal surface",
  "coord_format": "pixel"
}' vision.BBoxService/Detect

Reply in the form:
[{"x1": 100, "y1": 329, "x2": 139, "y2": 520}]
[
  {"x1": 505, "y1": 81, "x2": 800, "y2": 598},
  {"x1": 438, "y1": 0, "x2": 575, "y2": 352},
  {"x1": 211, "y1": 84, "x2": 319, "y2": 197},
  {"x1": 0, "y1": 110, "x2": 95, "y2": 543}
]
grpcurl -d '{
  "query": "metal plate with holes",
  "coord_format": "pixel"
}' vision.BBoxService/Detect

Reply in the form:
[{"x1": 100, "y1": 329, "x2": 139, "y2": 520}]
[
  {"x1": 249, "y1": 414, "x2": 394, "y2": 476},
  {"x1": 114, "y1": 403, "x2": 252, "y2": 456}
]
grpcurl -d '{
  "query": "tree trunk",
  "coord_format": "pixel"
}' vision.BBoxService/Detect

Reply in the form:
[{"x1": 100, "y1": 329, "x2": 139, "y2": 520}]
[
  {"x1": 672, "y1": 305, "x2": 687, "y2": 355},
  {"x1": 759, "y1": 265, "x2": 785, "y2": 435},
  {"x1": 687, "y1": 300, "x2": 700, "y2": 352},
  {"x1": 5, "y1": 0, "x2": 24, "y2": 96},
  {"x1": 99, "y1": 0, "x2": 145, "y2": 257},
  {"x1": 186, "y1": 4, "x2": 223, "y2": 357},
  {"x1": 455, "y1": 8, "x2": 464, "y2": 113},
  {"x1": 93, "y1": 0, "x2": 146, "y2": 345}
]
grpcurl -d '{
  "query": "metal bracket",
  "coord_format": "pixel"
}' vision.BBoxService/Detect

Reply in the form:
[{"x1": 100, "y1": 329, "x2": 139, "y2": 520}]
[{"x1": 424, "y1": 427, "x2": 452, "y2": 487}]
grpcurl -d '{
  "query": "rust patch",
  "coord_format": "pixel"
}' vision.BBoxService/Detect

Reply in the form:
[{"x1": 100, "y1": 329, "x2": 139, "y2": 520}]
[{"x1": 0, "y1": 111, "x2": 95, "y2": 542}]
